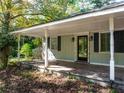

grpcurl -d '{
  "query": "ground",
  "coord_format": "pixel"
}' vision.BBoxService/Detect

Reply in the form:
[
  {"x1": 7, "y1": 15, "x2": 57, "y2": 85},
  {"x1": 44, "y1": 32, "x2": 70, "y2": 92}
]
[{"x1": 0, "y1": 65, "x2": 116, "y2": 93}]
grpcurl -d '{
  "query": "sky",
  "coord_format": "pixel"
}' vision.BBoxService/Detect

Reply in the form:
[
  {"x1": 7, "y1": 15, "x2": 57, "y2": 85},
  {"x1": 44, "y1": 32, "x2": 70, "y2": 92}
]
[{"x1": 116, "y1": 0, "x2": 124, "y2": 1}]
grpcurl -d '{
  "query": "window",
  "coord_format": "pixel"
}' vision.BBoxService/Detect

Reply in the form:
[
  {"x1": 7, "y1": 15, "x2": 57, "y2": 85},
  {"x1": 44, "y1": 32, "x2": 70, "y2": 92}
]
[
  {"x1": 51, "y1": 36, "x2": 61, "y2": 51},
  {"x1": 94, "y1": 32, "x2": 110, "y2": 52},
  {"x1": 114, "y1": 31, "x2": 124, "y2": 53},
  {"x1": 100, "y1": 33, "x2": 110, "y2": 52},
  {"x1": 51, "y1": 37, "x2": 57, "y2": 50},
  {"x1": 94, "y1": 31, "x2": 124, "y2": 53},
  {"x1": 58, "y1": 36, "x2": 61, "y2": 51}
]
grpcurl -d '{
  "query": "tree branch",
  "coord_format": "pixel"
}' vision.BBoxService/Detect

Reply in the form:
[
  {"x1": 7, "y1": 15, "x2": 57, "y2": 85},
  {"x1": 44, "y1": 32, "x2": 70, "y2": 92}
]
[{"x1": 11, "y1": 13, "x2": 44, "y2": 19}]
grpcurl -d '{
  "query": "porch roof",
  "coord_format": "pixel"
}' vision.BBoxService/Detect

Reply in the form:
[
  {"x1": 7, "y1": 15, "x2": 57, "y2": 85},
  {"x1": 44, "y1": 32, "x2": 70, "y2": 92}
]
[{"x1": 12, "y1": 2, "x2": 124, "y2": 37}]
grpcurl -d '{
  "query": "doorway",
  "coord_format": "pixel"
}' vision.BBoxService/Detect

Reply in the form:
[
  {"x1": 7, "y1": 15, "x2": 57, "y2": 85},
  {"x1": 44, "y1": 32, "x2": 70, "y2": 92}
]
[{"x1": 77, "y1": 36, "x2": 88, "y2": 61}]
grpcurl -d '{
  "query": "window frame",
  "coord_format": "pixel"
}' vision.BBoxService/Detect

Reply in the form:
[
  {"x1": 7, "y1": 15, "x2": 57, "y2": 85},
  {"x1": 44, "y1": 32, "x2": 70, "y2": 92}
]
[
  {"x1": 50, "y1": 37, "x2": 58, "y2": 50},
  {"x1": 94, "y1": 31, "x2": 124, "y2": 54},
  {"x1": 100, "y1": 32, "x2": 110, "y2": 53},
  {"x1": 93, "y1": 32, "x2": 110, "y2": 53}
]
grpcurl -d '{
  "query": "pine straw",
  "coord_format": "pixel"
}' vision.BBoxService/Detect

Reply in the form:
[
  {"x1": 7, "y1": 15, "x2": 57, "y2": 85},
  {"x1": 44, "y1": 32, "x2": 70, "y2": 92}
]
[{"x1": 0, "y1": 68, "x2": 117, "y2": 93}]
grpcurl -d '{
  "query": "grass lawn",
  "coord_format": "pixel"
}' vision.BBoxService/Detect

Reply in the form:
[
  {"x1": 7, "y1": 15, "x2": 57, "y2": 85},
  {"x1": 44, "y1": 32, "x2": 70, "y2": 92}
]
[{"x1": 0, "y1": 64, "x2": 120, "y2": 93}]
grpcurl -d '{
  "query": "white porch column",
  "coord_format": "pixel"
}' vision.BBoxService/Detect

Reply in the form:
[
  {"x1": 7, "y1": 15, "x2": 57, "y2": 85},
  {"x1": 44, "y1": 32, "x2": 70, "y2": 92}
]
[
  {"x1": 109, "y1": 16, "x2": 115, "y2": 81},
  {"x1": 17, "y1": 34, "x2": 21, "y2": 61},
  {"x1": 44, "y1": 30, "x2": 48, "y2": 68}
]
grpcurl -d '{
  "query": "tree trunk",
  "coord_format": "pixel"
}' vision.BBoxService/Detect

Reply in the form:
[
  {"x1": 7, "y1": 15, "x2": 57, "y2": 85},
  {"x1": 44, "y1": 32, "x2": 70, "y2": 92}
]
[
  {"x1": 0, "y1": 47, "x2": 10, "y2": 69},
  {"x1": 0, "y1": 10, "x2": 11, "y2": 69}
]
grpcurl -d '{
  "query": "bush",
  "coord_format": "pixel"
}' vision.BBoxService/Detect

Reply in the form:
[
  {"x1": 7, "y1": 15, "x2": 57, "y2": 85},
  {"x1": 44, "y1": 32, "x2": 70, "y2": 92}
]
[{"x1": 20, "y1": 43, "x2": 32, "y2": 58}]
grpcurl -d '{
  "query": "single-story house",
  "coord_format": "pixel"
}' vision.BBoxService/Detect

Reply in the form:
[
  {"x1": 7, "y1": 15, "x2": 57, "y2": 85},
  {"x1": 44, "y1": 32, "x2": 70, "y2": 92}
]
[{"x1": 12, "y1": 2, "x2": 124, "y2": 81}]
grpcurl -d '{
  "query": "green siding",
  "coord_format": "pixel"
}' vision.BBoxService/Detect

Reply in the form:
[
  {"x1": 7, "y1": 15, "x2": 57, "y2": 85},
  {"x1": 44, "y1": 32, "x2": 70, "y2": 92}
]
[
  {"x1": 50, "y1": 34, "x2": 124, "y2": 66},
  {"x1": 51, "y1": 35, "x2": 75, "y2": 61},
  {"x1": 90, "y1": 32, "x2": 124, "y2": 66}
]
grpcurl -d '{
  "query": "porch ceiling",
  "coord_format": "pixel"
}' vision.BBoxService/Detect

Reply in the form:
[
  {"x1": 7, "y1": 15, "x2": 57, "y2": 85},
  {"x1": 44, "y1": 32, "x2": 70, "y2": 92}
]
[{"x1": 12, "y1": 5, "x2": 124, "y2": 37}]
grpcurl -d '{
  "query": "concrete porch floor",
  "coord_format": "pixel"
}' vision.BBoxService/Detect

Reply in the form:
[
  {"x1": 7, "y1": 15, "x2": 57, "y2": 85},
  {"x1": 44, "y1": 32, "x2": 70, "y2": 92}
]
[{"x1": 32, "y1": 60, "x2": 124, "y2": 83}]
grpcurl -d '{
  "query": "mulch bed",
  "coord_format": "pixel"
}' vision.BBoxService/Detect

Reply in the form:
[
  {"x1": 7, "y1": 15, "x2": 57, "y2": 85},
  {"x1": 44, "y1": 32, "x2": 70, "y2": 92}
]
[{"x1": 0, "y1": 66, "x2": 121, "y2": 93}]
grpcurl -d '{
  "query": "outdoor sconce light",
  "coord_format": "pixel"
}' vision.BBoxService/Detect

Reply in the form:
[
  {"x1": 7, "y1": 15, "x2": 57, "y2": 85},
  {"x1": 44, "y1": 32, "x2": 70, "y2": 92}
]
[
  {"x1": 72, "y1": 37, "x2": 75, "y2": 42},
  {"x1": 90, "y1": 35, "x2": 93, "y2": 41}
]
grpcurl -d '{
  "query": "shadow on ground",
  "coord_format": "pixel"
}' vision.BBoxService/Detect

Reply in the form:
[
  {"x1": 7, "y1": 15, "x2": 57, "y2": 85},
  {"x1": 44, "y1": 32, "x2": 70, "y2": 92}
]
[{"x1": 0, "y1": 64, "x2": 119, "y2": 93}]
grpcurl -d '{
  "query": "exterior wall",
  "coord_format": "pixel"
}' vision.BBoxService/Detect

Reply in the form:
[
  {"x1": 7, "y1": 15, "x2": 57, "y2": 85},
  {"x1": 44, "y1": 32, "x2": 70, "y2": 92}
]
[
  {"x1": 50, "y1": 35, "x2": 76, "y2": 61},
  {"x1": 89, "y1": 32, "x2": 124, "y2": 66},
  {"x1": 50, "y1": 32, "x2": 124, "y2": 66},
  {"x1": 51, "y1": 33, "x2": 124, "y2": 65},
  {"x1": 48, "y1": 17, "x2": 124, "y2": 66}
]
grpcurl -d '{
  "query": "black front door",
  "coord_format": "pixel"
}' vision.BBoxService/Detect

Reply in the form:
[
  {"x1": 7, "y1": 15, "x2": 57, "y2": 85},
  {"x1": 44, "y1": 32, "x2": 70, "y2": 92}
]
[{"x1": 77, "y1": 36, "x2": 88, "y2": 61}]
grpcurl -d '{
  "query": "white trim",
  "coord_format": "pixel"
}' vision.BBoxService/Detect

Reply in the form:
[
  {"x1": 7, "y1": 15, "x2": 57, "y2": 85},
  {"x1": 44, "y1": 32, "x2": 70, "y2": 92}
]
[{"x1": 90, "y1": 62, "x2": 124, "y2": 68}]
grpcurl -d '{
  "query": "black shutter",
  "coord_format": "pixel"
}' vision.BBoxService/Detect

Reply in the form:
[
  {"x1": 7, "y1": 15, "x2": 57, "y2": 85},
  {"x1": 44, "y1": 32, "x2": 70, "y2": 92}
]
[
  {"x1": 58, "y1": 36, "x2": 61, "y2": 51},
  {"x1": 94, "y1": 33, "x2": 99, "y2": 52},
  {"x1": 114, "y1": 31, "x2": 124, "y2": 53},
  {"x1": 47, "y1": 37, "x2": 50, "y2": 48}
]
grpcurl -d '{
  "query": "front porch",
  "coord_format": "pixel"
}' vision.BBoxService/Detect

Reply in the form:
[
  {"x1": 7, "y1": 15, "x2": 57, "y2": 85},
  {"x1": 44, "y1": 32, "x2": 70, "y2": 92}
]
[{"x1": 32, "y1": 60, "x2": 124, "y2": 83}]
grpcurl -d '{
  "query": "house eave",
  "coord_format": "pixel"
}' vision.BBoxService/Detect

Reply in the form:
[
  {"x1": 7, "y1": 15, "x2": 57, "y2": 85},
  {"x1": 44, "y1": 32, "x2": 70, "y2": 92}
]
[{"x1": 11, "y1": 4, "x2": 124, "y2": 37}]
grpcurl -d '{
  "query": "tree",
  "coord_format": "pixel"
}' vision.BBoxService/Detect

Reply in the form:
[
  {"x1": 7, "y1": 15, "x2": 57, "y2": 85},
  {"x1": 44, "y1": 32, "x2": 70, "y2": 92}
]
[
  {"x1": 0, "y1": 0, "x2": 70, "y2": 69},
  {"x1": 20, "y1": 43, "x2": 32, "y2": 58},
  {"x1": 88, "y1": 0, "x2": 112, "y2": 9},
  {"x1": 65, "y1": 0, "x2": 113, "y2": 14},
  {"x1": 0, "y1": 0, "x2": 40, "y2": 69}
]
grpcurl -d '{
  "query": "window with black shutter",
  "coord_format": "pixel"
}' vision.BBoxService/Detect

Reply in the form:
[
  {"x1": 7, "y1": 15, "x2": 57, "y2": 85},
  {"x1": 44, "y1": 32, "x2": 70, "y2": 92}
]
[
  {"x1": 94, "y1": 33, "x2": 99, "y2": 52},
  {"x1": 93, "y1": 31, "x2": 124, "y2": 53},
  {"x1": 58, "y1": 36, "x2": 61, "y2": 51},
  {"x1": 114, "y1": 31, "x2": 124, "y2": 53}
]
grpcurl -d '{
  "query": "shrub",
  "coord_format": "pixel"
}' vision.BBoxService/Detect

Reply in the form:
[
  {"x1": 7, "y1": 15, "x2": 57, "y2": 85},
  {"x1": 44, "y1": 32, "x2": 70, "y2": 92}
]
[{"x1": 20, "y1": 43, "x2": 32, "y2": 58}]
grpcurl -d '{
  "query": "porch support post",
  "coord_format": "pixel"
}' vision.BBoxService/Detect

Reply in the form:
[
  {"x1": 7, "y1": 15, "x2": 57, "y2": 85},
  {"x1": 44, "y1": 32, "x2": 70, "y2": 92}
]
[
  {"x1": 17, "y1": 34, "x2": 21, "y2": 61},
  {"x1": 44, "y1": 30, "x2": 48, "y2": 68},
  {"x1": 109, "y1": 16, "x2": 115, "y2": 81}
]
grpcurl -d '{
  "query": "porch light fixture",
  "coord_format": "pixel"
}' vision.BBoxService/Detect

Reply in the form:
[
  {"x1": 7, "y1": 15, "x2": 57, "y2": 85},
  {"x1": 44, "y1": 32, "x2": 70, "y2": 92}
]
[
  {"x1": 90, "y1": 35, "x2": 93, "y2": 41},
  {"x1": 72, "y1": 37, "x2": 75, "y2": 42}
]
